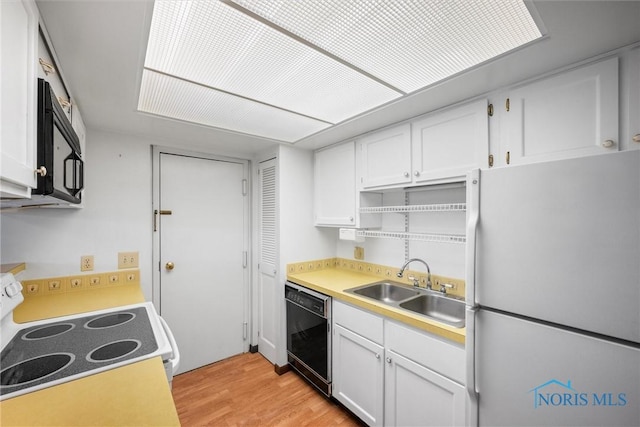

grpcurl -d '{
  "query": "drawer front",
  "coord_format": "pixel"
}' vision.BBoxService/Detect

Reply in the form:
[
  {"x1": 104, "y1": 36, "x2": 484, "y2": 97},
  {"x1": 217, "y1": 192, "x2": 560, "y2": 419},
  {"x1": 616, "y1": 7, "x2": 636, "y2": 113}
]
[
  {"x1": 385, "y1": 320, "x2": 464, "y2": 384},
  {"x1": 333, "y1": 300, "x2": 383, "y2": 345}
]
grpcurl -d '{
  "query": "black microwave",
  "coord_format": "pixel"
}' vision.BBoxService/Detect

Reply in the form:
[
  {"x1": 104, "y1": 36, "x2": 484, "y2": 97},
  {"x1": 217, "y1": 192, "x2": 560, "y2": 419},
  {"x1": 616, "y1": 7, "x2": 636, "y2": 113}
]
[{"x1": 34, "y1": 78, "x2": 83, "y2": 204}]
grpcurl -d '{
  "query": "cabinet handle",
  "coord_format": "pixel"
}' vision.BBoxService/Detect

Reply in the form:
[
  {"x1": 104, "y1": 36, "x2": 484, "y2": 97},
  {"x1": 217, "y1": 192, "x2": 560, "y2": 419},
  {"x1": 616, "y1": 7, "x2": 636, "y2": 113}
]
[
  {"x1": 601, "y1": 139, "x2": 616, "y2": 148},
  {"x1": 57, "y1": 96, "x2": 71, "y2": 109},
  {"x1": 39, "y1": 58, "x2": 56, "y2": 75},
  {"x1": 633, "y1": 134, "x2": 640, "y2": 143},
  {"x1": 414, "y1": 171, "x2": 420, "y2": 177},
  {"x1": 35, "y1": 166, "x2": 47, "y2": 177},
  {"x1": 375, "y1": 353, "x2": 380, "y2": 359},
  {"x1": 385, "y1": 357, "x2": 392, "y2": 364},
  {"x1": 505, "y1": 151, "x2": 510, "y2": 165},
  {"x1": 349, "y1": 217, "x2": 354, "y2": 223},
  {"x1": 403, "y1": 172, "x2": 410, "y2": 178}
]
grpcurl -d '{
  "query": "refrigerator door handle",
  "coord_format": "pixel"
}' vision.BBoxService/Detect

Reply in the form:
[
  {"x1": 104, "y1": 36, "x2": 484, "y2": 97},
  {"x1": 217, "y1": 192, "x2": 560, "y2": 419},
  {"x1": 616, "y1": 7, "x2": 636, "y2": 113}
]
[
  {"x1": 465, "y1": 169, "x2": 480, "y2": 305},
  {"x1": 465, "y1": 306, "x2": 479, "y2": 427}
]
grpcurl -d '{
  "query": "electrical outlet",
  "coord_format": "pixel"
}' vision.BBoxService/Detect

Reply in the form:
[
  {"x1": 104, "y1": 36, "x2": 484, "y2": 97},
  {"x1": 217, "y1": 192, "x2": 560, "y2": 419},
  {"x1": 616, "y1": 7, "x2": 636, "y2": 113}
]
[
  {"x1": 118, "y1": 252, "x2": 139, "y2": 269},
  {"x1": 48, "y1": 280, "x2": 61, "y2": 291},
  {"x1": 81, "y1": 255, "x2": 94, "y2": 272},
  {"x1": 354, "y1": 246, "x2": 365, "y2": 260},
  {"x1": 125, "y1": 271, "x2": 138, "y2": 283},
  {"x1": 70, "y1": 277, "x2": 83, "y2": 289}
]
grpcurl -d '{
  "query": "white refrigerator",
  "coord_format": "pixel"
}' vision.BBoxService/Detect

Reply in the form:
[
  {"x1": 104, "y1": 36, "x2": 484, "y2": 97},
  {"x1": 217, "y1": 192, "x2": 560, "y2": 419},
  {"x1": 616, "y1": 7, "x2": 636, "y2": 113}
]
[{"x1": 465, "y1": 150, "x2": 640, "y2": 426}]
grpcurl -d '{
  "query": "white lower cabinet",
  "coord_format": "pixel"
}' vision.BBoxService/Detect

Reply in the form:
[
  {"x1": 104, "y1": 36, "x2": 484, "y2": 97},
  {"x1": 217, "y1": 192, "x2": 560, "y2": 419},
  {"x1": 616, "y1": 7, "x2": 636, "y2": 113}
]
[
  {"x1": 384, "y1": 348, "x2": 465, "y2": 427},
  {"x1": 333, "y1": 324, "x2": 384, "y2": 426},
  {"x1": 332, "y1": 301, "x2": 465, "y2": 427}
]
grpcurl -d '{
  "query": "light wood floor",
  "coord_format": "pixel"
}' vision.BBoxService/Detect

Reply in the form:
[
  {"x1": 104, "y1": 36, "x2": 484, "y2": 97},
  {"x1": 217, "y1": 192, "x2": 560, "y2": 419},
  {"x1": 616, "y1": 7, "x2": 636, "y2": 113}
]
[{"x1": 171, "y1": 352, "x2": 364, "y2": 426}]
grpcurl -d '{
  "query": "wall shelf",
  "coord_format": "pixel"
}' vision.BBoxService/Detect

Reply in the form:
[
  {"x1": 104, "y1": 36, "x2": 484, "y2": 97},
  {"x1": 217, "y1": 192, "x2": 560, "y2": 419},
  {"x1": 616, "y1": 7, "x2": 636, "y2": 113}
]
[
  {"x1": 359, "y1": 203, "x2": 466, "y2": 214},
  {"x1": 356, "y1": 230, "x2": 466, "y2": 244}
]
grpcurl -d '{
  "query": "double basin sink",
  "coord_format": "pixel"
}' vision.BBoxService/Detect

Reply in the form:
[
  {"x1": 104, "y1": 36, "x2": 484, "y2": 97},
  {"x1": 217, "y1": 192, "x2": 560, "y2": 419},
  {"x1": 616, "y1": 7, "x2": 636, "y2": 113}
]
[{"x1": 345, "y1": 281, "x2": 465, "y2": 328}]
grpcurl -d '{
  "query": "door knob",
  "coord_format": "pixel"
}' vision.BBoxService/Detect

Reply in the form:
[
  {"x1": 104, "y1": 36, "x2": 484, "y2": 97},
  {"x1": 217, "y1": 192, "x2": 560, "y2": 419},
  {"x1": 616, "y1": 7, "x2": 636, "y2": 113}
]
[{"x1": 165, "y1": 261, "x2": 175, "y2": 271}]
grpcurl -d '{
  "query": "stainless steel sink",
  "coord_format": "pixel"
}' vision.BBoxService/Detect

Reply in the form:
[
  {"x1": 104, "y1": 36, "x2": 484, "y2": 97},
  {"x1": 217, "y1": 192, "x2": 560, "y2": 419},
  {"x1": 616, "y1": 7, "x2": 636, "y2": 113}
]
[
  {"x1": 399, "y1": 294, "x2": 465, "y2": 328},
  {"x1": 345, "y1": 281, "x2": 465, "y2": 328},
  {"x1": 348, "y1": 282, "x2": 420, "y2": 304}
]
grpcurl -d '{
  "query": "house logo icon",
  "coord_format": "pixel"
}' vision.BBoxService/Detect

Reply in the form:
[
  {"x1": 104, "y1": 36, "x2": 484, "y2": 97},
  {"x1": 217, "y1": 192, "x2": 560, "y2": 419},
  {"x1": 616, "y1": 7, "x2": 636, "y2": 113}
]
[
  {"x1": 529, "y1": 379, "x2": 579, "y2": 408},
  {"x1": 528, "y1": 379, "x2": 628, "y2": 409}
]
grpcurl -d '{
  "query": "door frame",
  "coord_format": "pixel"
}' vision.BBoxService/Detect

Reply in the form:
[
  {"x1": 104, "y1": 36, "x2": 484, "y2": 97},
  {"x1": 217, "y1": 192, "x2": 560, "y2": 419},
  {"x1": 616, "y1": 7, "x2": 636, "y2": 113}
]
[{"x1": 151, "y1": 145, "x2": 252, "y2": 342}]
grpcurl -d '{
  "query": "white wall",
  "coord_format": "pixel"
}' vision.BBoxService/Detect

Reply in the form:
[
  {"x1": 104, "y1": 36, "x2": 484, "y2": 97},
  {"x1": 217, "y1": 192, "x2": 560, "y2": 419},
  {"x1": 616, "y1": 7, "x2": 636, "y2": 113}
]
[
  {"x1": 278, "y1": 144, "x2": 336, "y2": 271},
  {"x1": 275, "y1": 144, "x2": 336, "y2": 366},
  {"x1": 1, "y1": 129, "x2": 155, "y2": 297}
]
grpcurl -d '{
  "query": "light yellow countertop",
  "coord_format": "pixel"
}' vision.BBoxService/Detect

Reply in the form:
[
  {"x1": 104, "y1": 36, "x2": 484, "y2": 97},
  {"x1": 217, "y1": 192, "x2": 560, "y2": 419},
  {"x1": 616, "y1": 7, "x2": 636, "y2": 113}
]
[
  {"x1": 13, "y1": 283, "x2": 147, "y2": 323},
  {"x1": 288, "y1": 268, "x2": 466, "y2": 344},
  {"x1": 0, "y1": 284, "x2": 180, "y2": 427}
]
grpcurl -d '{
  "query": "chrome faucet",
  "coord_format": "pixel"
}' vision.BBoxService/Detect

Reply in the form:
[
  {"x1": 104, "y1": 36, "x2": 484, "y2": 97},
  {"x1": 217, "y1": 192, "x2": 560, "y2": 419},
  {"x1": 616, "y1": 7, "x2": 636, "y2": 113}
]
[{"x1": 397, "y1": 258, "x2": 432, "y2": 289}]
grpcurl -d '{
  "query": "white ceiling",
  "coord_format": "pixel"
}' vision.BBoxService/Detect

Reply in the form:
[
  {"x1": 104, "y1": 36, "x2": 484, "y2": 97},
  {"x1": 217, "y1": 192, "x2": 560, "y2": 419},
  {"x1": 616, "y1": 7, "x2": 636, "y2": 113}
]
[{"x1": 36, "y1": 1, "x2": 640, "y2": 157}]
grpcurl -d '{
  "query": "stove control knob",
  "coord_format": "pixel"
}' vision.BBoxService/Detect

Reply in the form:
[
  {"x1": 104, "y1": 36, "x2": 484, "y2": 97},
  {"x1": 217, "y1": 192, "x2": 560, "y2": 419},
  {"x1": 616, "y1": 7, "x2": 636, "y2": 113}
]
[{"x1": 5, "y1": 281, "x2": 23, "y2": 298}]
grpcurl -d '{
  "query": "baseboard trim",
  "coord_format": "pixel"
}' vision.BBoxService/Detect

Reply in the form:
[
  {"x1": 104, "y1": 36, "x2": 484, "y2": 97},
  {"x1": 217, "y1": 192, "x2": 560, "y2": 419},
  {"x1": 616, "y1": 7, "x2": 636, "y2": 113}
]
[{"x1": 274, "y1": 363, "x2": 290, "y2": 376}]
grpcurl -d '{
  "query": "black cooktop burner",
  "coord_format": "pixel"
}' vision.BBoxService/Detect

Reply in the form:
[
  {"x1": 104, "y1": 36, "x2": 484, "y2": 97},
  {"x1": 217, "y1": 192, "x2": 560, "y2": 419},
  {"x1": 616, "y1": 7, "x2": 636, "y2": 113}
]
[
  {"x1": 23, "y1": 323, "x2": 75, "y2": 340},
  {"x1": 0, "y1": 307, "x2": 157, "y2": 399},
  {"x1": 87, "y1": 340, "x2": 141, "y2": 362},
  {"x1": 1, "y1": 353, "x2": 75, "y2": 386},
  {"x1": 85, "y1": 312, "x2": 135, "y2": 329}
]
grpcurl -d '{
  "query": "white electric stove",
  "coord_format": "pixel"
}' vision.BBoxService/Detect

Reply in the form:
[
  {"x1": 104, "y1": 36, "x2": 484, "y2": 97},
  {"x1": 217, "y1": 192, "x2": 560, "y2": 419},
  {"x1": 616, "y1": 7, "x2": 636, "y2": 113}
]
[{"x1": 0, "y1": 273, "x2": 179, "y2": 401}]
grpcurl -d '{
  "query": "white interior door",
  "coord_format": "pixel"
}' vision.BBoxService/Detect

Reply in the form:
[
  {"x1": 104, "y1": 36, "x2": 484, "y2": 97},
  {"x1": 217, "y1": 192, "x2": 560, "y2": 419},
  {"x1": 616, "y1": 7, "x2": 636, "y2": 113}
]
[
  {"x1": 257, "y1": 159, "x2": 278, "y2": 363},
  {"x1": 155, "y1": 150, "x2": 248, "y2": 374}
]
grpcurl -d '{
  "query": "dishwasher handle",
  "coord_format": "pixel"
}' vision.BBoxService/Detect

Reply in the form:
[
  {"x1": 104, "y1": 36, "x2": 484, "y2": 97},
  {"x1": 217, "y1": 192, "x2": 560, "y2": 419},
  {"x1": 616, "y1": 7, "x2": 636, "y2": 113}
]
[{"x1": 159, "y1": 316, "x2": 180, "y2": 374}]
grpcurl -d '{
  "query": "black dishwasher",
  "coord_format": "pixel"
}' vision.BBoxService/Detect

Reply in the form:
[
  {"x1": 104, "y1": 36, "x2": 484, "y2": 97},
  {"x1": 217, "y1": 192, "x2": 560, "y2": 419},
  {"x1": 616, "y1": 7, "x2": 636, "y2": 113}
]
[{"x1": 285, "y1": 281, "x2": 331, "y2": 396}]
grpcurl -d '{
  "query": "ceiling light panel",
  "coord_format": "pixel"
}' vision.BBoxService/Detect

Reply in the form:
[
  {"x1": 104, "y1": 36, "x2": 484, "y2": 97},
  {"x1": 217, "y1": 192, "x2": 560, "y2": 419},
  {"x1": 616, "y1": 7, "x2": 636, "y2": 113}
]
[
  {"x1": 143, "y1": 0, "x2": 401, "y2": 125},
  {"x1": 138, "y1": 69, "x2": 331, "y2": 142},
  {"x1": 231, "y1": 0, "x2": 543, "y2": 93}
]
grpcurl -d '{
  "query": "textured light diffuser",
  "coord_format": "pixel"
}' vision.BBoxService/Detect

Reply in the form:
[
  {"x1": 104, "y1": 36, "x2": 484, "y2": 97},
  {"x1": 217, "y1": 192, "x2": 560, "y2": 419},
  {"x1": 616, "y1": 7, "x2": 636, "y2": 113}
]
[
  {"x1": 231, "y1": 0, "x2": 542, "y2": 93},
  {"x1": 138, "y1": 69, "x2": 331, "y2": 142},
  {"x1": 139, "y1": 0, "x2": 542, "y2": 142}
]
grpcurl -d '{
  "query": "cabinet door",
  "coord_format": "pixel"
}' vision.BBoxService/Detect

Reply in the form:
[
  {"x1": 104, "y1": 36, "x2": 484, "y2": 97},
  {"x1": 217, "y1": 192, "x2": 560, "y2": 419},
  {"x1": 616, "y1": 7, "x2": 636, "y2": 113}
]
[
  {"x1": 507, "y1": 57, "x2": 619, "y2": 165},
  {"x1": 384, "y1": 349, "x2": 465, "y2": 427},
  {"x1": 359, "y1": 124, "x2": 411, "y2": 189},
  {"x1": 333, "y1": 324, "x2": 384, "y2": 427},
  {"x1": 37, "y1": 29, "x2": 72, "y2": 122},
  {"x1": 412, "y1": 99, "x2": 488, "y2": 183},
  {"x1": 314, "y1": 142, "x2": 355, "y2": 226},
  {"x1": 0, "y1": 0, "x2": 38, "y2": 198}
]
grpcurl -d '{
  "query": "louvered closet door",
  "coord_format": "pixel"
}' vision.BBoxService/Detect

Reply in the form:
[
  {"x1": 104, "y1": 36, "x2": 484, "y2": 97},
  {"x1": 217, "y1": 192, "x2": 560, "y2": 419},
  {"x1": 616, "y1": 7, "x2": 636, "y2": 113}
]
[{"x1": 258, "y1": 159, "x2": 278, "y2": 363}]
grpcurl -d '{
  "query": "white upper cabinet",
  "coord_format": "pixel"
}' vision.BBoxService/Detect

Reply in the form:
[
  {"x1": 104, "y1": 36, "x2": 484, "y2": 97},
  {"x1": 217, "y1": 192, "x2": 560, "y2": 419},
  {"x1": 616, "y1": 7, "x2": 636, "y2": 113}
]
[
  {"x1": 359, "y1": 100, "x2": 489, "y2": 191},
  {"x1": 314, "y1": 141, "x2": 356, "y2": 226},
  {"x1": 359, "y1": 123, "x2": 412, "y2": 189},
  {"x1": 1, "y1": 0, "x2": 38, "y2": 198},
  {"x1": 504, "y1": 57, "x2": 619, "y2": 165},
  {"x1": 412, "y1": 98, "x2": 489, "y2": 183}
]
